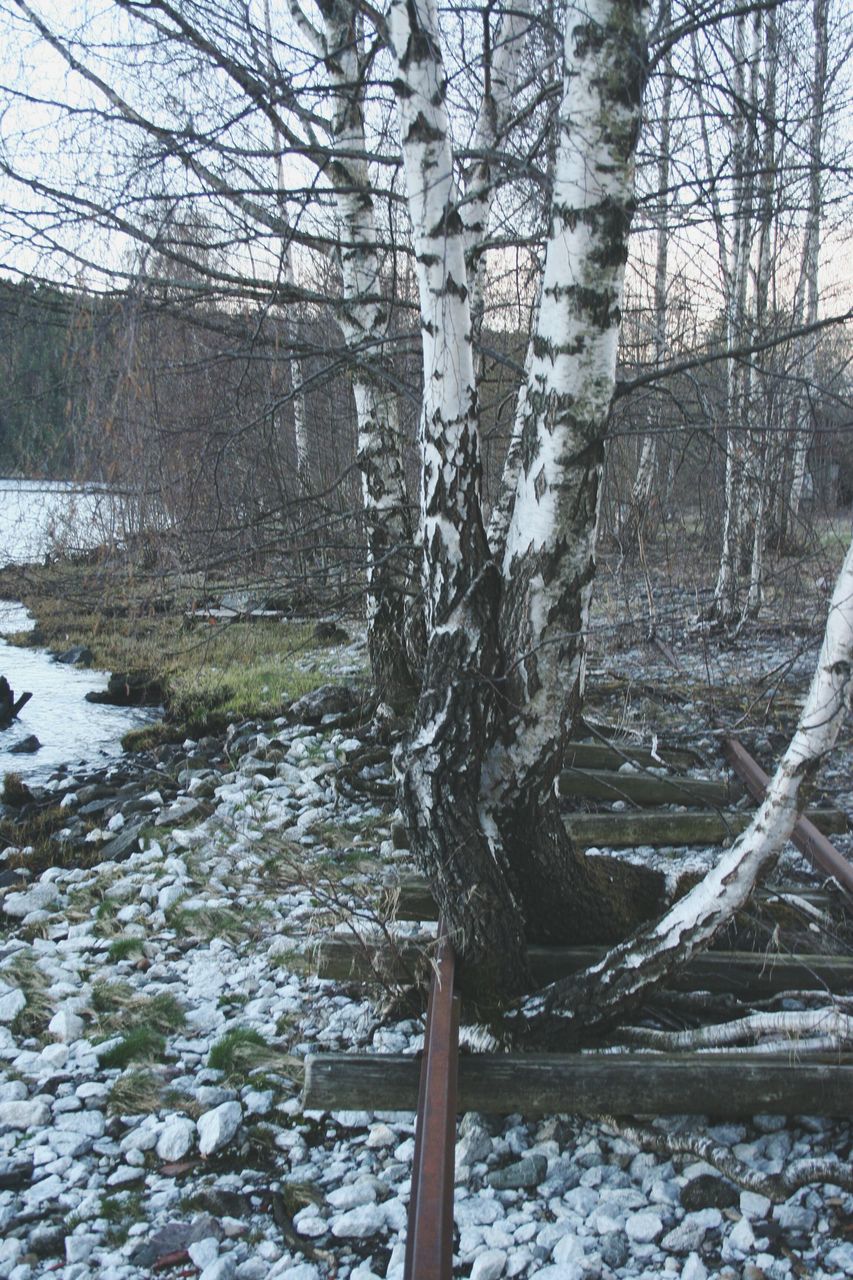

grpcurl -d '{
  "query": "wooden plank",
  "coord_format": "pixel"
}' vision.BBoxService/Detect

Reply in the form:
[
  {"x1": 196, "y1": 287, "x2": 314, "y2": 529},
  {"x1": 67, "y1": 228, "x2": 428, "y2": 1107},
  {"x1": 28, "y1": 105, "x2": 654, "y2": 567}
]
[
  {"x1": 304, "y1": 1052, "x2": 853, "y2": 1117},
  {"x1": 557, "y1": 768, "x2": 739, "y2": 807},
  {"x1": 381, "y1": 872, "x2": 839, "y2": 924},
  {"x1": 563, "y1": 741, "x2": 700, "y2": 772},
  {"x1": 309, "y1": 936, "x2": 853, "y2": 995},
  {"x1": 563, "y1": 808, "x2": 846, "y2": 848}
]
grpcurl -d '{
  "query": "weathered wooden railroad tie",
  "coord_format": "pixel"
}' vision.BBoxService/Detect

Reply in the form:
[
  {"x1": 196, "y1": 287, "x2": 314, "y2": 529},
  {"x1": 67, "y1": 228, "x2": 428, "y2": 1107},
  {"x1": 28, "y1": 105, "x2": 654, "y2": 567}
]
[{"x1": 301, "y1": 735, "x2": 853, "y2": 1278}]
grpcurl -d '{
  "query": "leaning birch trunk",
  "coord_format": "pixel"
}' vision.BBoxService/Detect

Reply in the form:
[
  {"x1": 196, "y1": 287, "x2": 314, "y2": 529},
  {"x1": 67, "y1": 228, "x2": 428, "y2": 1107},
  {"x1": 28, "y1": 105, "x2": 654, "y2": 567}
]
[
  {"x1": 524, "y1": 531, "x2": 853, "y2": 1042},
  {"x1": 481, "y1": 0, "x2": 650, "y2": 945},
  {"x1": 301, "y1": 0, "x2": 417, "y2": 702},
  {"x1": 388, "y1": 0, "x2": 530, "y2": 1003}
]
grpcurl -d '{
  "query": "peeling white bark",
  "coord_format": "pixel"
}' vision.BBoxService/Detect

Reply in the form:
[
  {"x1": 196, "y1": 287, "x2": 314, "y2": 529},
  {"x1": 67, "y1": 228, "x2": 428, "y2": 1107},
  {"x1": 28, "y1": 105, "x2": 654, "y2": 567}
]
[
  {"x1": 493, "y1": 0, "x2": 648, "y2": 787},
  {"x1": 310, "y1": 0, "x2": 416, "y2": 696}
]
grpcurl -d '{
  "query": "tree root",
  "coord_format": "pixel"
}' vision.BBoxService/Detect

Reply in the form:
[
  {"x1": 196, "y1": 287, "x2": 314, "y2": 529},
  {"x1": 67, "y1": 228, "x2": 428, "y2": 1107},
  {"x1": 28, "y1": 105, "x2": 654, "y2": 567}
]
[{"x1": 602, "y1": 1116, "x2": 853, "y2": 1201}]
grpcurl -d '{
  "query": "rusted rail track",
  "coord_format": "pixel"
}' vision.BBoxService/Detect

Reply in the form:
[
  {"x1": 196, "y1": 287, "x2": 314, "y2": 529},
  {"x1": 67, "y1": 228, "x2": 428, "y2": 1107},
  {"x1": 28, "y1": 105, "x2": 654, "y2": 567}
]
[
  {"x1": 404, "y1": 927, "x2": 458, "y2": 1280},
  {"x1": 724, "y1": 736, "x2": 853, "y2": 898}
]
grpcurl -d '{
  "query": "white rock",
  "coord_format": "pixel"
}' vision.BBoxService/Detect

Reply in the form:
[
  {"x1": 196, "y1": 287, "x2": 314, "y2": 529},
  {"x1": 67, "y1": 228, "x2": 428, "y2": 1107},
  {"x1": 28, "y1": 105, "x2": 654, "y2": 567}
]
[
  {"x1": 825, "y1": 1243, "x2": 853, "y2": 1276},
  {"x1": 327, "y1": 1180, "x2": 377, "y2": 1211},
  {"x1": 553, "y1": 1234, "x2": 584, "y2": 1266},
  {"x1": 681, "y1": 1255, "x2": 708, "y2": 1280},
  {"x1": 188, "y1": 1238, "x2": 220, "y2": 1269},
  {"x1": 197, "y1": 1101, "x2": 242, "y2": 1156},
  {"x1": 65, "y1": 1235, "x2": 98, "y2": 1264},
  {"x1": 156, "y1": 1117, "x2": 196, "y2": 1162},
  {"x1": 723, "y1": 1215, "x2": 755, "y2": 1258},
  {"x1": 0, "y1": 986, "x2": 25, "y2": 1023},
  {"x1": 242, "y1": 1090, "x2": 273, "y2": 1116},
  {"x1": 3, "y1": 883, "x2": 57, "y2": 917},
  {"x1": 330, "y1": 1203, "x2": 386, "y2": 1238},
  {"x1": 470, "y1": 1249, "x2": 507, "y2": 1280},
  {"x1": 199, "y1": 1259, "x2": 236, "y2": 1280},
  {"x1": 0, "y1": 1081, "x2": 27, "y2": 1101},
  {"x1": 48, "y1": 1009, "x2": 84, "y2": 1042},
  {"x1": 55, "y1": 1109, "x2": 105, "y2": 1137},
  {"x1": 626, "y1": 1211, "x2": 664, "y2": 1243},
  {"x1": 0, "y1": 1100, "x2": 50, "y2": 1129},
  {"x1": 366, "y1": 1123, "x2": 396, "y2": 1148},
  {"x1": 739, "y1": 1190, "x2": 772, "y2": 1219}
]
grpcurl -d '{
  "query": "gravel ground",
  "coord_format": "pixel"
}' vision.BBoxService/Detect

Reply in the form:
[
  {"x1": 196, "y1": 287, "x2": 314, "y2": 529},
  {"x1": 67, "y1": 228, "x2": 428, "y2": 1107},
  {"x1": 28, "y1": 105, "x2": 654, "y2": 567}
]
[{"x1": 1, "y1": 627, "x2": 852, "y2": 1280}]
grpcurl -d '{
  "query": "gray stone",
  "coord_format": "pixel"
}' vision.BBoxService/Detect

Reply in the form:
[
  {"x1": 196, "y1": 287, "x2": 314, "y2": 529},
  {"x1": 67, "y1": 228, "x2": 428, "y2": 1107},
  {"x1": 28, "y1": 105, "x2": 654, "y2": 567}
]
[
  {"x1": 680, "y1": 1174, "x2": 739, "y2": 1212},
  {"x1": 599, "y1": 1232, "x2": 629, "y2": 1269},
  {"x1": 130, "y1": 1217, "x2": 224, "y2": 1266},
  {"x1": 487, "y1": 1154, "x2": 548, "y2": 1190},
  {"x1": 774, "y1": 1203, "x2": 817, "y2": 1232}
]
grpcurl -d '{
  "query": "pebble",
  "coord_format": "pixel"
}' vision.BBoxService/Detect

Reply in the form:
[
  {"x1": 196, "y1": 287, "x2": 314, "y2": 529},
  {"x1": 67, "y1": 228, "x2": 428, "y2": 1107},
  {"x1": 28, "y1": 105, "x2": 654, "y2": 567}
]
[
  {"x1": 197, "y1": 1102, "x2": 242, "y2": 1155},
  {"x1": 626, "y1": 1211, "x2": 665, "y2": 1243}
]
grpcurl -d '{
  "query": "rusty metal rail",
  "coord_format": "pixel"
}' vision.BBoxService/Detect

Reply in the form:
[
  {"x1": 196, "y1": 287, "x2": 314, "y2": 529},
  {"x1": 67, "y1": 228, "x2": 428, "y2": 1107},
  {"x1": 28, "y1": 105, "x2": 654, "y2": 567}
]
[
  {"x1": 723, "y1": 736, "x2": 853, "y2": 898},
  {"x1": 404, "y1": 926, "x2": 459, "y2": 1280}
]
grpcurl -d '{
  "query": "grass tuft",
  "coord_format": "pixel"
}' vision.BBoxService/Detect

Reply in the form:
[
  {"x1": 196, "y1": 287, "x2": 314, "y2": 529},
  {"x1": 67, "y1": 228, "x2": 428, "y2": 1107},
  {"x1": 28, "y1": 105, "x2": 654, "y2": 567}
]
[{"x1": 99, "y1": 1027, "x2": 166, "y2": 1068}]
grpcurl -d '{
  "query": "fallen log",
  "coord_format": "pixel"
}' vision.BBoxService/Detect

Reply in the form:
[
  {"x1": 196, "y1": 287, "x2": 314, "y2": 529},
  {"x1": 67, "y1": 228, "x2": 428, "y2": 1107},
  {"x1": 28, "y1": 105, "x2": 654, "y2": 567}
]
[
  {"x1": 307, "y1": 936, "x2": 853, "y2": 996},
  {"x1": 303, "y1": 1052, "x2": 853, "y2": 1117}
]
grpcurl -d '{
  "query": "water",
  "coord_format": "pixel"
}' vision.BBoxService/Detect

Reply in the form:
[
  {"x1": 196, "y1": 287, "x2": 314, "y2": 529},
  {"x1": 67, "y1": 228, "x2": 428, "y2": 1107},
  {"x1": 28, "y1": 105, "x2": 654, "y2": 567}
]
[
  {"x1": 1, "y1": 478, "x2": 127, "y2": 565},
  {"x1": 1, "y1": 480, "x2": 158, "y2": 783}
]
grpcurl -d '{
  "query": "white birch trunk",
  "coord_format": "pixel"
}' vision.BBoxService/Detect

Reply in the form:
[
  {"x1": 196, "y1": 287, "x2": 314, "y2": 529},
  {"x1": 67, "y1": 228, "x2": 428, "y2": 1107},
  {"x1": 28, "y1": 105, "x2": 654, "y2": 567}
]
[
  {"x1": 745, "y1": 11, "x2": 778, "y2": 620},
  {"x1": 461, "y1": 0, "x2": 531, "y2": 366},
  {"x1": 789, "y1": 0, "x2": 828, "y2": 524},
  {"x1": 623, "y1": 0, "x2": 671, "y2": 551},
  {"x1": 710, "y1": 13, "x2": 758, "y2": 622},
  {"x1": 527, "y1": 531, "x2": 853, "y2": 1038},
  {"x1": 295, "y1": 0, "x2": 416, "y2": 698},
  {"x1": 262, "y1": 0, "x2": 310, "y2": 490},
  {"x1": 389, "y1": 0, "x2": 530, "y2": 1002},
  {"x1": 493, "y1": 0, "x2": 648, "y2": 790}
]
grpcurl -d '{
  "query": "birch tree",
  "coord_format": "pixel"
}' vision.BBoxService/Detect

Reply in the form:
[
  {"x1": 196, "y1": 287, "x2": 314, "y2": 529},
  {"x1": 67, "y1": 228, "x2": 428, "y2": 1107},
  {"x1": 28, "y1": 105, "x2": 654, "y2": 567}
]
[{"x1": 388, "y1": 0, "x2": 652, "y2": 1005}]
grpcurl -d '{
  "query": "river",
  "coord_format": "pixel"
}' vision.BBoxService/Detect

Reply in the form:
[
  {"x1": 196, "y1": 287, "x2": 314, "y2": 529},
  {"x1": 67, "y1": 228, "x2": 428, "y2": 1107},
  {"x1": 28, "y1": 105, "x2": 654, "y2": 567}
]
[{"x1": 0, "y1": 479, "x2": 157, "y2": 782}]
